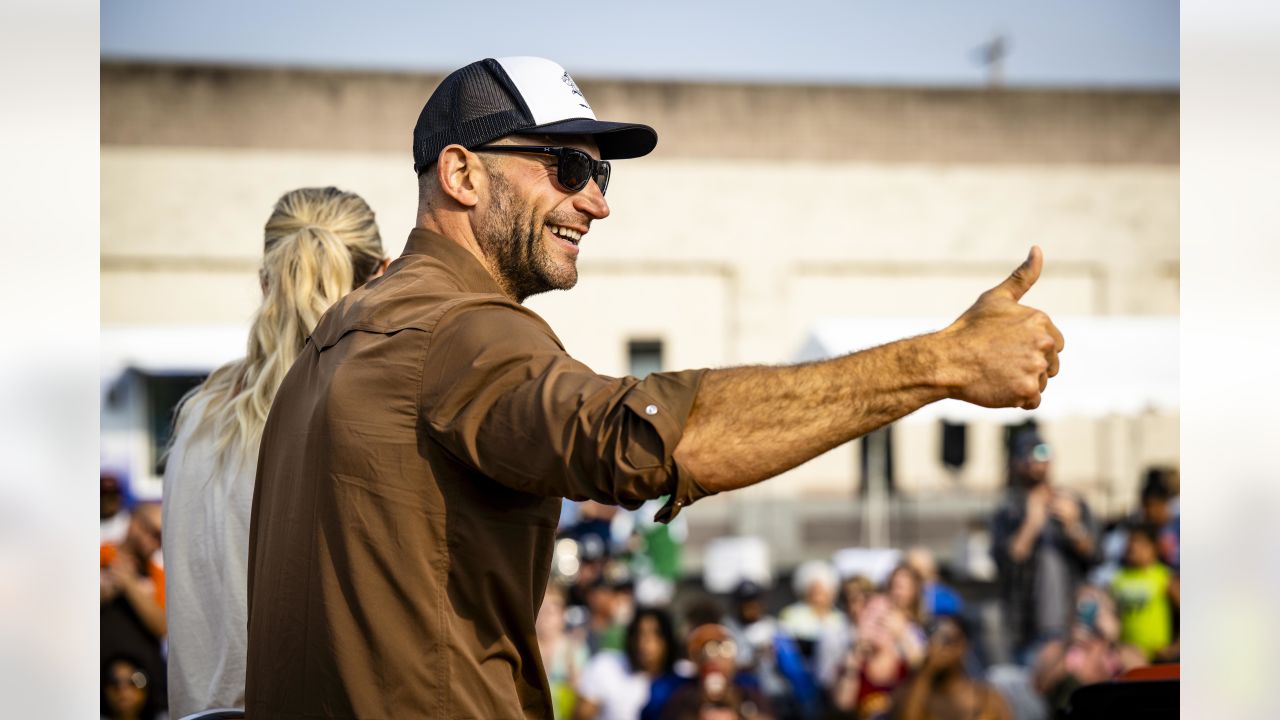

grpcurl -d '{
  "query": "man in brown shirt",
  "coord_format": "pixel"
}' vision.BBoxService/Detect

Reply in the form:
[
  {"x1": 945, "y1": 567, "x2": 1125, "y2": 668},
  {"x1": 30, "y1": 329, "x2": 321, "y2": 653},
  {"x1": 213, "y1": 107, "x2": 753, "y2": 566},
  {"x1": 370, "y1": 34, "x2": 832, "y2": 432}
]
[{"x1": 246, "y1": 57, "x2": 1063, "y2": 718}]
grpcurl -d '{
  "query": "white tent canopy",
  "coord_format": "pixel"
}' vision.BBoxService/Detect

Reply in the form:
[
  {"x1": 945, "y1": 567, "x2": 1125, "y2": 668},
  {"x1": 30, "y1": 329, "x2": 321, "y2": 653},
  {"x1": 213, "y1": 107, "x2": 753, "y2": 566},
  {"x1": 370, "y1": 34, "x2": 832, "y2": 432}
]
[
  {"x1": 796, "y1": 316, "x2": 1178, "y2": 422},
  {"x1": 101, "y1": 324, "x2": 247, "y2": 380},
  {"x1": 103, "y1": 318, "x2": 1179, "y2": 420}
]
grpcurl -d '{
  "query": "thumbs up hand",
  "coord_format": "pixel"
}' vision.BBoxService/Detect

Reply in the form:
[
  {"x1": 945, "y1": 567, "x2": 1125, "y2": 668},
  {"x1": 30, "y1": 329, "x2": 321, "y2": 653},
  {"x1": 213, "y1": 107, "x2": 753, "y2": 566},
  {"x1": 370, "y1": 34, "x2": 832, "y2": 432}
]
[{"x1": 937, "y1": 246, "x2": 1064, "y2": 410}]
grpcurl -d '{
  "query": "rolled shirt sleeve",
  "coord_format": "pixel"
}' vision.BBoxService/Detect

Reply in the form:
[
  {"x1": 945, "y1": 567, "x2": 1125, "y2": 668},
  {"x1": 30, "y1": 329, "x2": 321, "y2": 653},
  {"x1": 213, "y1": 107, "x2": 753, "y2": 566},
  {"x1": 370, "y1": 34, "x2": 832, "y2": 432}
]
[{"x1": 420, "y1": 298, "x2": 714, "y2": 521}]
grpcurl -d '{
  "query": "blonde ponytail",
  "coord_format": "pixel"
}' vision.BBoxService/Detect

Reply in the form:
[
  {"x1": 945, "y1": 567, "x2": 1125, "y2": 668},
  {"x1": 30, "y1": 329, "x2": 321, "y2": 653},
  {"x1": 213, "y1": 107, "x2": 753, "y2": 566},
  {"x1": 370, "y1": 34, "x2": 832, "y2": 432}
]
[{"x1": 175, "y1": 187, "x2": 384, "y2": 468}]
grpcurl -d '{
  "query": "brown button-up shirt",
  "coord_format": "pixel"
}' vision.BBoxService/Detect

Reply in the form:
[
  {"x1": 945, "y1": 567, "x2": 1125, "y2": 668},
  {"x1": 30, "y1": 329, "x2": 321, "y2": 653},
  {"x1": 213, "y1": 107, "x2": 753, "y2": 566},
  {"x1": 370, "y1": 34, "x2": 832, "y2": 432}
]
[{"x1": 246, "y1": 229, "x2": 712, "y2": 719}]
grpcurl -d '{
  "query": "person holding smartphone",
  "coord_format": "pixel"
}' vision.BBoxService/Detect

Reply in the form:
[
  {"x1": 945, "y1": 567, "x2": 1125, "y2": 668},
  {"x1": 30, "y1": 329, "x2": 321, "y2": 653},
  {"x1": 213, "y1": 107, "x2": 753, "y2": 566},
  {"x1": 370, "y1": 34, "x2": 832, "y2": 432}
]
[{"x1": 991, "y1": 432, "x2": 1098, "y2": 665}]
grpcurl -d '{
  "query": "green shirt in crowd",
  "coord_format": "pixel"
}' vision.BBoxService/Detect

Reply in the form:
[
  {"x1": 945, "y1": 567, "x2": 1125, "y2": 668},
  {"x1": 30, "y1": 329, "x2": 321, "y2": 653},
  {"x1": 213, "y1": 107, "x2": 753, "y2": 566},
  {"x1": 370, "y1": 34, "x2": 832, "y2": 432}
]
[{"x1": 1111, "y1": 562, "x2": 1174, "y2": 659}]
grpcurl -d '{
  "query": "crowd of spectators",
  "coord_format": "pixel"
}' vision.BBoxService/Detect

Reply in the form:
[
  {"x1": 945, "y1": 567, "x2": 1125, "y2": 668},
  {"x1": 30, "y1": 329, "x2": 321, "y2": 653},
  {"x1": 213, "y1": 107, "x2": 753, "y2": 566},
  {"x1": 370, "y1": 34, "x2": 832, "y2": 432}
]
[
  {"x1": 100, "y1": 472, "x2": 167, "y2": 720},
  {"x1": 99, "y1": 428, "x2": 1179, "y2": 719},
  {"x1": 538, "y1": 429, "x2": 1180, "y2": 720}
]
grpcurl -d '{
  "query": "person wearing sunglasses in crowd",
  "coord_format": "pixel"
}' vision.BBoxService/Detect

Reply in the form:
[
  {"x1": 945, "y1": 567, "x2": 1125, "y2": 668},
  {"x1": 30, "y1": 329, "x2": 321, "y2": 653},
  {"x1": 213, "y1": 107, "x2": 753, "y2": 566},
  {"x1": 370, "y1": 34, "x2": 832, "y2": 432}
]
[
  {"x1": 101, "y1": 654, "x2": 161, "y2": 720},
  {"x1": 990, "y1": 431, "x2": 1098, "y2": 666},
  {"x1": 100, "y1": 503, "x2": 167, "y2": 717},
  {"x1": 244, "y1": 56, "x2": 1064, "y2": 718},
  {"x1": 658, "y1": 624, "x2": 773, "y2": 720}
]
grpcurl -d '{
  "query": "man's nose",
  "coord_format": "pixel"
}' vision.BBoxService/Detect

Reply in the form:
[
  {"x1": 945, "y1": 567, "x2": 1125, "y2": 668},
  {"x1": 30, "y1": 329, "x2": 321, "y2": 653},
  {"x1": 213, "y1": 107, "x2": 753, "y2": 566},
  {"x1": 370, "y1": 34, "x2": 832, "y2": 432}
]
[{"x1": 574, "y1": 178, "x2": 610, "y2": 220}]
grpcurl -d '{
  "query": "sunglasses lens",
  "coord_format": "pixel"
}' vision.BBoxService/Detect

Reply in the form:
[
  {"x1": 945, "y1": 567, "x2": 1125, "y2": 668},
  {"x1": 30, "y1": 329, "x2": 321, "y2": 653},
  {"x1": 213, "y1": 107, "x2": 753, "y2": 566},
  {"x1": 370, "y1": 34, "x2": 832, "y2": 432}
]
[
  {"x1": 594, "y1": 161, "x2": 610, "y2": 196},
  {"x1": 558, "y1": 150, "x2": 592, "y2": 192}
]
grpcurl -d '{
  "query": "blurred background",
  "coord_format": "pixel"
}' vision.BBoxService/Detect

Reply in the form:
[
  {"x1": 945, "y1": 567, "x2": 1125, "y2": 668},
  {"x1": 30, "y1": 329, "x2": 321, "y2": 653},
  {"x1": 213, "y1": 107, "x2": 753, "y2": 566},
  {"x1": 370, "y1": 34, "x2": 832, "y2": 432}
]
[{"x1": 97, "y1": 2, "x2": 1179, "y2": 718}]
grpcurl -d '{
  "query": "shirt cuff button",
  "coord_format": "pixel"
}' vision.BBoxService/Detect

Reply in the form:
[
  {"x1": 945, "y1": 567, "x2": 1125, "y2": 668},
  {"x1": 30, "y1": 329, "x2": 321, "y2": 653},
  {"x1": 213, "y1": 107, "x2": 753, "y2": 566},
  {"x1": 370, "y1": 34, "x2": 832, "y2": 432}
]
[{"x1": 644, "y1": 404, "x2": 659, "y2": 416}]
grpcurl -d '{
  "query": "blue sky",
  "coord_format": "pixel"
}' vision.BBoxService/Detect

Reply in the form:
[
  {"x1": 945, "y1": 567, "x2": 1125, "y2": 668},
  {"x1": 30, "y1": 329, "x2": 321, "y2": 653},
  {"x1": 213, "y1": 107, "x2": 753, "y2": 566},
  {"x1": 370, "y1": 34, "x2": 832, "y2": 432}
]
[{"x1": 101, "y1": 0, "x2": 1178, "y2": 87}]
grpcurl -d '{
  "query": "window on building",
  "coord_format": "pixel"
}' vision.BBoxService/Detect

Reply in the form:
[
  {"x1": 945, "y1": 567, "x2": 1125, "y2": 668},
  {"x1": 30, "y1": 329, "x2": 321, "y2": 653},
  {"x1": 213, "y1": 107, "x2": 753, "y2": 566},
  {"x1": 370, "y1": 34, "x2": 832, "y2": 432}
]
[
  {"x1": 941, "y1": 420, "x2": 968, "y2": 470},
  {"x1": 627, "y1": 339, "x2": 664, "y2": 379}
]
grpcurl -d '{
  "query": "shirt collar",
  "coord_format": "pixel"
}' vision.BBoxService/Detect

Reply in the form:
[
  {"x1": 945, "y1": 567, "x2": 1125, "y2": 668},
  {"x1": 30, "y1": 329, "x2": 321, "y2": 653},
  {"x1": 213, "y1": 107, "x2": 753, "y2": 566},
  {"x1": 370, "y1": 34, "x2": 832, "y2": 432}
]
[{"x1": 402, "y1": 228, "x2": 506, "y2": 296}]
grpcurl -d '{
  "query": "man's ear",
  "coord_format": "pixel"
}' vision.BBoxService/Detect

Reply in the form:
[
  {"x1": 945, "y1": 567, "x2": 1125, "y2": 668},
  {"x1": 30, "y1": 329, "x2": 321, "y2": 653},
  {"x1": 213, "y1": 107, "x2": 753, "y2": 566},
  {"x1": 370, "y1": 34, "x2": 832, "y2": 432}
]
[{"x1": 436, "y1": 145, "x2": 483, "y2": 208}]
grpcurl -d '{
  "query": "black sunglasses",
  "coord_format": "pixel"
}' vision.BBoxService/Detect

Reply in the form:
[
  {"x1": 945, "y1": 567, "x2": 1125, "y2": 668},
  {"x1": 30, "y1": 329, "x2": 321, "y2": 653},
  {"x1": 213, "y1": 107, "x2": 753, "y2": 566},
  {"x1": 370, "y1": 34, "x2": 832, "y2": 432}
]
[{"x1": 472, "y1": 145, "x2": 611, "y2": 196}]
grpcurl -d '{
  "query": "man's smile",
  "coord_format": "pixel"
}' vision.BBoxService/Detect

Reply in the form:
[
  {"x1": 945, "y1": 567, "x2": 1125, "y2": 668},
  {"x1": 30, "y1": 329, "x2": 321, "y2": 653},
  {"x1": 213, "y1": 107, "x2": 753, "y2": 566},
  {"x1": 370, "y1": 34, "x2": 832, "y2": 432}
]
[{"x1": 547, "y1": 223, "x2": 584, "y2": 254}]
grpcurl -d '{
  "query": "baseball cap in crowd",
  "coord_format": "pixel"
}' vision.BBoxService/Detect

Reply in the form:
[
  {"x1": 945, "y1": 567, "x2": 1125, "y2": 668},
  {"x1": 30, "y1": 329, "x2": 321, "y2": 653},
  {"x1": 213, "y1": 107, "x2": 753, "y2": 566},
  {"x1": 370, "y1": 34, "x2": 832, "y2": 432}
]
[
  {"x1": 732, "y1": 580, "x2": 765, "y2": 602},
  {"x1": 412, "y1": 56, "x2": 658, "y2": 174},
  {"x1": 1010, "y1": 429, "x2": 1050, "y2": 463}
]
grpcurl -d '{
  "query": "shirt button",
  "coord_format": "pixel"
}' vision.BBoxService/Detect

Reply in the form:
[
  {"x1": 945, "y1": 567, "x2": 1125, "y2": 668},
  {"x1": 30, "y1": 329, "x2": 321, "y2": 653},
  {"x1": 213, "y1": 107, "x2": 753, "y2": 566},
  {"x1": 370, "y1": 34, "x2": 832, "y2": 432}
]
[{"x1": 645, "y1": 404, "x2": 659, "y2": 416}]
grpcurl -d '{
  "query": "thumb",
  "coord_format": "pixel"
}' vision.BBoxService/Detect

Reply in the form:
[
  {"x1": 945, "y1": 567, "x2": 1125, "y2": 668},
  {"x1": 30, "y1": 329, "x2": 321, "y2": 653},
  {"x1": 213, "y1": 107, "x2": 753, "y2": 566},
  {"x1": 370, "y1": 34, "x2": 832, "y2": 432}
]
[{"x1": 990, "y1": 246, "x2": 1043, "y2": 302}]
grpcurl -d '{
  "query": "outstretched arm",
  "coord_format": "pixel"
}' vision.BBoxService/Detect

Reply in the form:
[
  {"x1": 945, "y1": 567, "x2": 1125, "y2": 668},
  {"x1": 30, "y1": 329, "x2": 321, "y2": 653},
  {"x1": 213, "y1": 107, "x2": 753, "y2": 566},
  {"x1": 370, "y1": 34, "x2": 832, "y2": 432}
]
[{"x1": 675, "y1": 247, "x2": 1063, "y2": 494}]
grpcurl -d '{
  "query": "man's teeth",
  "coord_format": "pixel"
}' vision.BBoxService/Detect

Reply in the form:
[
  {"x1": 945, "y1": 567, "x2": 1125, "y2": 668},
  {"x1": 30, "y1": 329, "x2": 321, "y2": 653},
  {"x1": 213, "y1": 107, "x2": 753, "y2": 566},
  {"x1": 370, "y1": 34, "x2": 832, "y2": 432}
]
[{"x1": 549, "y1": 225, "x2": 582, "y2": 244}]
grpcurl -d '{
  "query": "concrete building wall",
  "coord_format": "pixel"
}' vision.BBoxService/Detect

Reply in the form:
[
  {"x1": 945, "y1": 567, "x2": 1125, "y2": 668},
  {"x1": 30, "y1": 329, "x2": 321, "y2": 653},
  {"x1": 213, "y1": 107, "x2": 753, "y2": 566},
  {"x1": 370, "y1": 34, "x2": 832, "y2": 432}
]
[
  {"x1": 101, "y1": 63, "x2": 1178, "y2": 557},
  {"x1": 102, "y1": 63, "x2": 1178, "y2": 164}
]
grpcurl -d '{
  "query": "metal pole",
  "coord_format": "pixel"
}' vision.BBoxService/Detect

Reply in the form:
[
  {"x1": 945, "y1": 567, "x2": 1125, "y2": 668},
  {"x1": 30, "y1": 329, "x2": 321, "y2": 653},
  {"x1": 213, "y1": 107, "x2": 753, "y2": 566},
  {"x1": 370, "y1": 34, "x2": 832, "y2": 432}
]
[{"x1": 864, "y1": 429, "x2": 890, "y2": 548}]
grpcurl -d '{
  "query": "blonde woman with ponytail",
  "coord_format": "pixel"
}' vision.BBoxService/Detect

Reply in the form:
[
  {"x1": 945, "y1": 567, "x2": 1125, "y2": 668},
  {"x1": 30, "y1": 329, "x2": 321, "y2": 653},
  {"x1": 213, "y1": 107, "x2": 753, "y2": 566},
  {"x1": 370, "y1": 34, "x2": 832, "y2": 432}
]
[{"x1": 162, "y1": 187, "x2": 387, "y2": 717}]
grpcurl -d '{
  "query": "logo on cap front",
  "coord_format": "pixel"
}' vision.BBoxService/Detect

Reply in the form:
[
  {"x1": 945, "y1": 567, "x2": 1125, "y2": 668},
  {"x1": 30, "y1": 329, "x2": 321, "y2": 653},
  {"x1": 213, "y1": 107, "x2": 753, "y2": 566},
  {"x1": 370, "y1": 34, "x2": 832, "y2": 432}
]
[
  {"x1": 495, "y1": 56, "x2": 599, "y2": 123},
  {"x1": 561, "y1": 71, "x2": 590, "y2": 110}
]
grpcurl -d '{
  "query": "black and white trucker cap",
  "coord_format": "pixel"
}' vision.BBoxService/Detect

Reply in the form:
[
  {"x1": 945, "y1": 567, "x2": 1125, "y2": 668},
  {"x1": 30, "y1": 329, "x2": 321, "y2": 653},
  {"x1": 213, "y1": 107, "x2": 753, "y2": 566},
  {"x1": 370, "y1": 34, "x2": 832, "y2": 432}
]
[{"x1": 412, "y1": 56, "x2": 658, "y2": 174}]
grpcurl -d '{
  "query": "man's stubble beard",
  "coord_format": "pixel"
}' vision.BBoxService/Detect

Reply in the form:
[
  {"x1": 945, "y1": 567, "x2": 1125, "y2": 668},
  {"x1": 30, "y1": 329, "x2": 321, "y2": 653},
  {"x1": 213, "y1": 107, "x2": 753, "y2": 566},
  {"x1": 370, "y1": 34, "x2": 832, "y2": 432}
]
[{"x1": 477, "y1": 169, "x2": 579, "y2": 303}]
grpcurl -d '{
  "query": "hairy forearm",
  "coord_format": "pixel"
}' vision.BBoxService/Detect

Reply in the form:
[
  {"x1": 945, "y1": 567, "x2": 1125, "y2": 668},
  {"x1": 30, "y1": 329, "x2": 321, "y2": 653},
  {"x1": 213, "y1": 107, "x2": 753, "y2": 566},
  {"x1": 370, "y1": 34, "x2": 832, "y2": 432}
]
[
  {"x1": 672, "y1": 244, "x2": 1066, "y2": 493},
  {"x1": 675, "y1": 333, "x2": 951, "y2": 494}
]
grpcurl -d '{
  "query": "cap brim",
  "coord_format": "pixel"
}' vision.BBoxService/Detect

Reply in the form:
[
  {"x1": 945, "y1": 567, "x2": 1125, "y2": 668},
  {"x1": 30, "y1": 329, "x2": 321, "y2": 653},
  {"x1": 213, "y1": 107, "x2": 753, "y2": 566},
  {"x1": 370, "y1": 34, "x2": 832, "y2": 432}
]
[{"x1": 528, "y1": 118, "x2": 658, "y2": 160}]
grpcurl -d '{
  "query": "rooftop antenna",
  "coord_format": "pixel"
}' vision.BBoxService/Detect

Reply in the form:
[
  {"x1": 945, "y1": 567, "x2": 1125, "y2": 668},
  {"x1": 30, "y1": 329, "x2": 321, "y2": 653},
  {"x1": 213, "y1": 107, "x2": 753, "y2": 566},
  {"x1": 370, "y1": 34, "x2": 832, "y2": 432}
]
[{"x1": 974, "y1": 33, "x2": 1010, "y2": 88}]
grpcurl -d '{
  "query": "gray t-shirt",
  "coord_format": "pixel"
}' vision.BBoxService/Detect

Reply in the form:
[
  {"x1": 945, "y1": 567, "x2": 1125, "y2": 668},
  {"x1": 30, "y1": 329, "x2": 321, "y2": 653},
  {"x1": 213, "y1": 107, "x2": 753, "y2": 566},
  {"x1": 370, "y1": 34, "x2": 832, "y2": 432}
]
[{"x1": 990, "y1": 489, "x2": 1098, "y2": 654}]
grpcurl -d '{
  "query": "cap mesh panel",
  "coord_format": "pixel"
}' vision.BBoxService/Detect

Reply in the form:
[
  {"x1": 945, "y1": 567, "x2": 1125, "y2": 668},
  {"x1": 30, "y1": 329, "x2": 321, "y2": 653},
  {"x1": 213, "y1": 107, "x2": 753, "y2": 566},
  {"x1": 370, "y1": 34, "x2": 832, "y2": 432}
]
[{"x1": 412, "y1": 60, "x2": 533, "y2": 174}]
